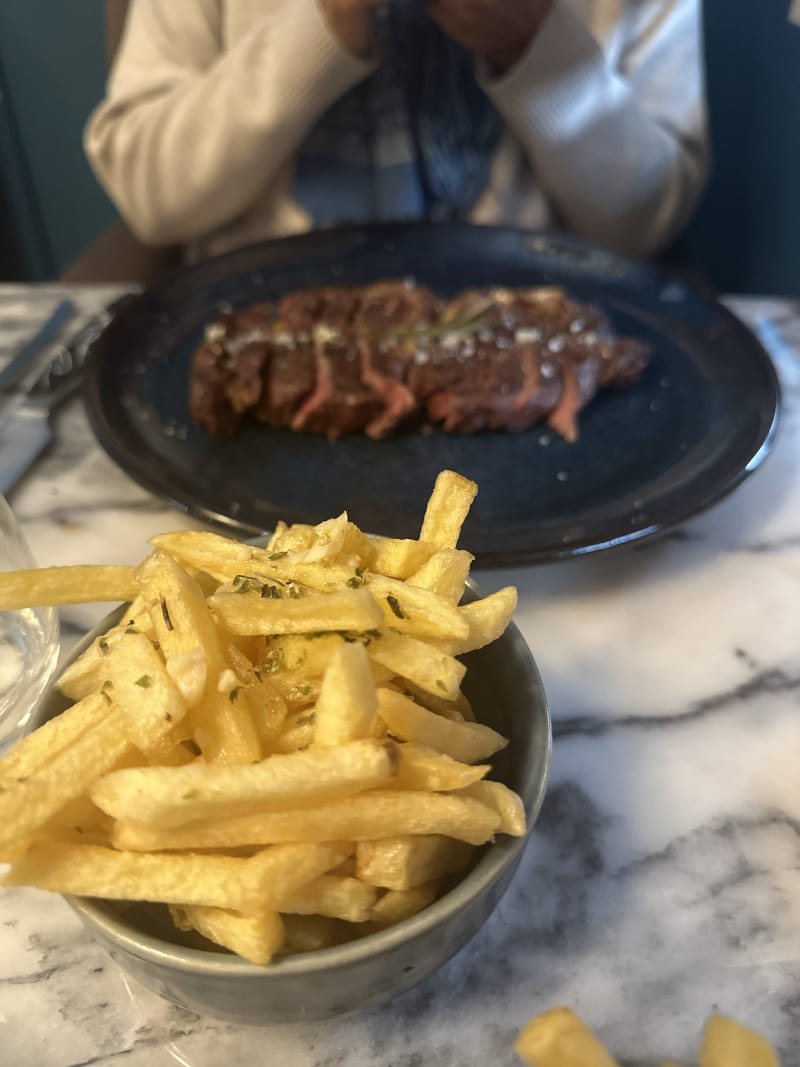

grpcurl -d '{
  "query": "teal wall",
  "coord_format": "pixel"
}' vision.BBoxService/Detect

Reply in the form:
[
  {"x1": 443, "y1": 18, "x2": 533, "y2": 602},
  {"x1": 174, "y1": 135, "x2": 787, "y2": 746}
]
[
  {"x1": 0, "y1": 1, "x2": 798, "y2": 292},
  {"x1": 0, "y1": 0, "x2": 115, "y2": 279},
  {"x1": 676, "y1": 0, "x2": 800, "y2": 295}
]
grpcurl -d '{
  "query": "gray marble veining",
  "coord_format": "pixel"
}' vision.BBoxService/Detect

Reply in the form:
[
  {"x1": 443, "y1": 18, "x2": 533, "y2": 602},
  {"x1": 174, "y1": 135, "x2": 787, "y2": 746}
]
[{"x1": 0, "y1": 286, "x2": 798, "y2": 1065}]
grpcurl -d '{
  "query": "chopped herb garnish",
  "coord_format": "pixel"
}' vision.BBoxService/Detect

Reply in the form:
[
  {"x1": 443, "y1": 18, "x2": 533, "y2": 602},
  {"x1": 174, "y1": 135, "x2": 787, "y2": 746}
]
[
  {"x1": 347, "y1": 568, "x2": 366, "y2": 589},
  {"x1": 135, "y1": 675, "x2": 153, "y2": 688},
  {"x1": 182, "y1": 739, "x2": 202, "y2": 757},
  {"x1": 386, "y1": 595, "x2": 406, "y2": 620},
  {"x1": 435, "y1": 679, "x2": 447, "y2": 693},
  {"x1": 164, "y1": 712, "x2": 173, "y2": 722},
  {"x1": 101, "y1": 691, "x2": 113, "y2": 705},
  {"x1": 234, "y1": 577, "x2": 261, "y2": 595},
  {"x1": 260, "y1": 584, "x2": 282, "y2": 599},
  {"x1": 102, "y1": 680, "x2": 114, "y2": 691},
  {"x1": 181, "y1": 790, "x2": 199, "y2": 801},
  {"x1": 98, "y1": 639, "x2": 109, "y2": 655},
  {"x1": 287, "y1": 583, "x2": 304, "y2": 599},
  {"x1": 151, "y1": 641, "x2": 160, "y2": 652},
  {"x1": 269, "y1": 551, "x2": 288, "y2": 561},
  {"x1": 160, "y1": 596, "x2": 174, "y2": 631},
  {"x1": 229, "y1": 687, "x2": 240, "y2": 703},
  {"x1": 296, "y1": 683, "x2": 312, "y2": 697},
  {"x1": 125, "y1": 626, "x2": 139, "y2": 635},
  {"x1": 295, "y1": 713, "x2": 315, "y2": 727}
]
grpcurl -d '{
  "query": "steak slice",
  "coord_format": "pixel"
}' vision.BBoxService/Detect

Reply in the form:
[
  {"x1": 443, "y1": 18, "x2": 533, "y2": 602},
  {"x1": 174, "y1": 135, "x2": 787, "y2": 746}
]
[
  {"x1": 353, "y1": 282, "x2": 439, "y2": 438},
  {"x1": 225, "y1": 341, "x2": 270, "y2": 415},
  {"x1": 189, "y1": 340, "x2": 239, "y2": 438},
  {"x1": 256, "y1": 342, "x2": 316, "y2": 428},
  {"x1": 425, "y1": 339, "x2": 564, "y2": 434},
  {"x1": 292, "y1": 340, "x2": 382, "y2": 438}
]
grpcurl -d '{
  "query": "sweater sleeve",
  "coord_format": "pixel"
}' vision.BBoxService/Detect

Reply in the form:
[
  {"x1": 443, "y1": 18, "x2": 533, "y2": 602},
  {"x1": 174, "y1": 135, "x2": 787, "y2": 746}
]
[
  {"x1": 84, "y1": 0, "x2": 374, "y2": 245},
  {"x1": 483, "y1": 0, "x2": 709, "y2": 257}
]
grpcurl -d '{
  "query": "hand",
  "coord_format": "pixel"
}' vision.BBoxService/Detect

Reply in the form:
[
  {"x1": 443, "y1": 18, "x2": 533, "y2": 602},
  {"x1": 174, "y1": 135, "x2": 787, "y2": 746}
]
[
  {"x1": 429, "y1": 0, "x2": 555, "y2": 75},
  {"x1": 319, "y1": 0, "x2": 380, "y2": 58}
]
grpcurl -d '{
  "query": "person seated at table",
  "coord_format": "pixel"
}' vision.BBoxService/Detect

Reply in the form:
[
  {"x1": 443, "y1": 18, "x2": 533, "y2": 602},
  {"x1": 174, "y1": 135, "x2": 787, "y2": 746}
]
[{"x1": 83, "y1": 0, "x2": 709, "y2": 267}]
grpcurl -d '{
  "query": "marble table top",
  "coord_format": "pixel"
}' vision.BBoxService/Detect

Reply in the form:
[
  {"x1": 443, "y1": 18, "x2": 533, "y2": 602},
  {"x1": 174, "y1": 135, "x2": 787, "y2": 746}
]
[{"x1": 0, "y1": 285, "x2": 797, "y2": 1066}]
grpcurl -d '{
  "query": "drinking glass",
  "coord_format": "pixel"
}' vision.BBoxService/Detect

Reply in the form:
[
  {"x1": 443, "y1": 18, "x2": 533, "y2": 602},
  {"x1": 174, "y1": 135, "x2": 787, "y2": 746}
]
[{"x1": 0, "y1": 494, "x2": 60, "y2": 752}]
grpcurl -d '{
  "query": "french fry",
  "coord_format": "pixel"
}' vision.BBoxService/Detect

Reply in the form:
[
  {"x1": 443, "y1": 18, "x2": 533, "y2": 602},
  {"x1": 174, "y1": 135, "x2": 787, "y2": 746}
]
[
  {"x1": 313, "y1": 642, "x2": 377, "y2": 747},
  {"x1": 450, "y1": 586, "x2": 518, "y2": 655},
  {"x1": 369, "y1": 537, "x2": 436, "y2": 579},
  {"x1": 259, "y1": 633, "x2": 344, "y2": 678},
  {"x1": 280, "y1": 914, "x2": 340, "y2": 954},
  {"x1": 210, "y1": 588, "x2": 383, "y2": 636},
  {"x1": 419, "y1": 470, "x2": 477, "y2": 549},
  {"x1": 377, "y1": 688, "x2": 507, "y2": 764},
  {"x1": 240, "y1": 676, "x2": 289, "y2": 746},
  {"x1": 397, "y1": 680, "x2": 475, "y2": 723},
  {"x1": 0, "y1": 696, "x2": 135, "y2": 851},
  {"x1": 368, "y1": 632, "x2": 465, "y2": 700},
  {"x1": 366, "y1": 574, "x2": 469, "y2": 640},
  {"x1": 280, "y1": 875, "x2": 378, "y2": 923},
  {"x1": 273, "y1": 710, "x2": 317, "y2": 753},
  {"x1": 0, "y1": 565, "x2": 139, "y2": 609},
  {"x1": 266, "y1": 521, "x2": 289, "y2": 551},
  {"x1": 0, "y1": 690, "x2": 110, "y2": 779},
  {"x1": 138, "y1": 549, "x2": 224, "y2": 663},
  {"x1": 101, "y1": 632, "x2": 187, "y2": 752},
  {"x1": 700, "y1": 1014, "x2": 779, "y2": 1067},
  {"x1": 393, "y1": 743, "x2": 489, "y2": 792},
  {"x1": 407, "y1": 547, "x2": 474, "y2": 603},
  {"x1": 138, "y1": 551, "x2": 261, "y2": 764},
  {"x1": 459, "y1": 781, "x2": 527, "y2": 836},
  {"x1": 2, "y1": 841, "x2": 347, "y2": 913},
  {"x1": 515, "y1": 1007, "x2": 621, "y2": 1067},
  {"x1": 193, "y1": 688, "x2": 262, "y2": 766},
  {"x1": 113, "y1": 791, "x2": 501, "y2": 851},
  {"x1": 301, "y1": 513, "x2": 350, "y2": 562},
  {"x1": 57, "y1": 598, "x2": 154, "y2": 700},
  {"x1": 356, "y1": 835, "x2": 474, "y2": 890},
  {"x1": 171, "y1": 905, "x2": 285, "y2": 965},
  {"x1": 91, "y1": 738, "x2": 399, "y2": 827},
  {"x1": 369, "y1": 883, "x2": 438, "y2": 927},
  {"x1": 152, "y1": 531, "x2": 358, "y2": 591}
]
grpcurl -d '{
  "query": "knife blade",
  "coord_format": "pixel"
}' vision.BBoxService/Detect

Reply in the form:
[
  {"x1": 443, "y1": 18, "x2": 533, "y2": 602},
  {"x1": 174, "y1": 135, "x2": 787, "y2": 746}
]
[
  {"x1": 0, "y1": 309, "x2": 112, "y2": 496},
  {"x1": 0, "y1": 299, "x2": 76, "y2": 392},
  {"x1": 0, "y1": 401, "x2": 53, "y2": 496}
]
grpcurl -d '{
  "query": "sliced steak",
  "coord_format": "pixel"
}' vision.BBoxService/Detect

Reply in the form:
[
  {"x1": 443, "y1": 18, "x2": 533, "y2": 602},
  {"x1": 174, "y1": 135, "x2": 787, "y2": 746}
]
[
  {"x1": 293, "y1": 340, "x2": 382, "y2": 438},
  {"x1": 189, "y1": 282, "x2": 651, "y2": 442}
]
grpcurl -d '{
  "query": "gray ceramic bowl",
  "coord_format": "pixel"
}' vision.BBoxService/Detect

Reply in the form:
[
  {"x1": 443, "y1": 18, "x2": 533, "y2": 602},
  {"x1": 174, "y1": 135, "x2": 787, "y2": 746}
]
[{"x1": 35, "y1": 580, "x2": 551, "y2": 1024}]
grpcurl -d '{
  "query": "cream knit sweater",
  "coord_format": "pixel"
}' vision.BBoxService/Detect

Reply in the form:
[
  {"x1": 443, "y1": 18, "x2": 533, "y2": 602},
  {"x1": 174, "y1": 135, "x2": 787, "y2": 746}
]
[{"x1": 85, "y1": 0, "x2": 708, "y2": 262}]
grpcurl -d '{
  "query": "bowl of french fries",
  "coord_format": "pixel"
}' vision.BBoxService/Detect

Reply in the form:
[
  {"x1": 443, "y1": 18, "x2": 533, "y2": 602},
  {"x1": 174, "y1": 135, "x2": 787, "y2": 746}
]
[{"x1": 0, "y1": 472, "x2": 551, "y2": 1024}]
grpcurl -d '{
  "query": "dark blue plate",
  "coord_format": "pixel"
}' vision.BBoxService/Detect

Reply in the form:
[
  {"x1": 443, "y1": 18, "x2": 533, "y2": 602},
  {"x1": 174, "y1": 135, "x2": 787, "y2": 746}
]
[{"x1": 83, "y1": 223, "x2": 780, "y2": 566}]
